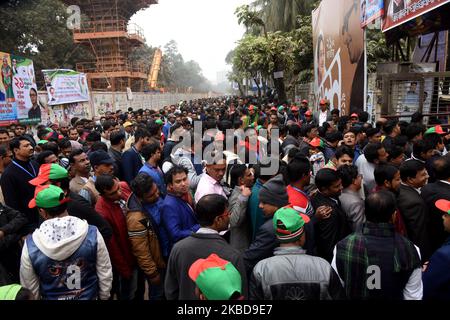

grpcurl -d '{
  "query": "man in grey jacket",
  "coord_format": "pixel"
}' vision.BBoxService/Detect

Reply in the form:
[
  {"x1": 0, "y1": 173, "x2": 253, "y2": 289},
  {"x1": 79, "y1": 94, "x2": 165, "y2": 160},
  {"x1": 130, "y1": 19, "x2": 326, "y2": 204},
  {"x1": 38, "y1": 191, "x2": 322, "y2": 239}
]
[
  {"x1": 228, "y1": 164, "x2": 254, "y2": 252},
  {"x1": 250, "y1": 207, "x2": 345, "y2": 300}
]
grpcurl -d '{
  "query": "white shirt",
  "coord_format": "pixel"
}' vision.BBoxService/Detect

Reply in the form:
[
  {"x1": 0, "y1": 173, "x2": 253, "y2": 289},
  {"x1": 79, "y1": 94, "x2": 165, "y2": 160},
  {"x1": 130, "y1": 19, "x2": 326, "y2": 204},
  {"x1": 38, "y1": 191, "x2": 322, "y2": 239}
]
[{"x1": 319, "y1": 110, "x2": 328, "y2": 127}]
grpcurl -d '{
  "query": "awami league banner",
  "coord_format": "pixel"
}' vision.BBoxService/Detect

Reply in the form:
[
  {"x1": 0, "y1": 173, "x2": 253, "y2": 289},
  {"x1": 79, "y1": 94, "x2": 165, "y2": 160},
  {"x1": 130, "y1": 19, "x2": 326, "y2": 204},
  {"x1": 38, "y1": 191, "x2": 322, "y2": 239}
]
[
  {"x1": 382, "y1": 0, "x2": 450, "y2": 32},
  {"x1": 360, "y1": 0, "x2": 384, "y2": 27},
  {"x1": 42, "y1": 69, "x2": 90, "y2": 106},
  {"x1": 313, "y1": 0, "x2": 365, "y2": 115},
  {"x1": 0, "y1": 51, "x2": 41, "y2": 125}
]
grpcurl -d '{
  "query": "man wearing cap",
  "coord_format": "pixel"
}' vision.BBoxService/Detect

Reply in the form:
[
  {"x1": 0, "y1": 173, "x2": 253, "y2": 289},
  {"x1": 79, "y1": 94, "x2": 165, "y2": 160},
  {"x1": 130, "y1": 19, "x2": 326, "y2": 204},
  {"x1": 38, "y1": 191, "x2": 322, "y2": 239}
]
[
  {"x1": 288, "y1": 106, "x2": 301, "y2": 126},
  {"x1": 79, "y1": 150, "x2": 115, "y2": 206},
  {"x1": 20, "y1": 185, "x2": 113, "y2": 300},
  {"x1": 303, "y1": 110, "x2": 315, "y2": 126},
  {"x1": 123, "y1": 121, "x2": 134, "y2": 141},
  {"x1": 188, "y1": 254, "x2": 244, "y2": 300},
  {"x1": 314, "y1": 99, "x2": 332, "y2": 127},
  {"x1": 277, "y1": 106, "x2": 288, "y2": 125},
  {"x1": 332, "y1": 191, "x2": 422, "y2": 300},
  {"x1": 1, "y1": 137, "x2": 39, "y2": 233},
  {"x1": 423, "y1": 199, "x2": 450, "y2": 300},
  {"x1": 250, "y1": 207, "x2": 345, "y2": 300},
  {"x1": 165, "y1": 194, "x2": 247, "y2": 300}
]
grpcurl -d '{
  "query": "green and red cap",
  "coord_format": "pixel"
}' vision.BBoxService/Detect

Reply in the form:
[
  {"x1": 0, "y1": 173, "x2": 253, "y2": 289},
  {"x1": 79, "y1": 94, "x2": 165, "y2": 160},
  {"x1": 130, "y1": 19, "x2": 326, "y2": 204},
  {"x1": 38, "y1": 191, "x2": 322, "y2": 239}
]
[
  {"x1": 273, "y1": 207, "x2": 307, "y2": 243},
  {"x1": 0, "y1": 284, "x2": 22, "y2": 300},
  {"x1": 29, "y1": 163, "x2": 68, "y2": 186},
  {"x1": 28, "y1": 184, "x2": 69, "y2": 209},
  {"x1": 435, "y1": 199, "x2": 450, "y2": 215},
  {"x1": 188, "y1": 254, "x2": 242, "y2": 300},
  {"x1": 155, "y1": 119, "x2": 164, "y2": 125},
  {"x1": 424, "y1": 125, "x2": 445, "y2": 136},
  {"x1": 309, "y1": 137, "x2": 325, "y2": 148}
]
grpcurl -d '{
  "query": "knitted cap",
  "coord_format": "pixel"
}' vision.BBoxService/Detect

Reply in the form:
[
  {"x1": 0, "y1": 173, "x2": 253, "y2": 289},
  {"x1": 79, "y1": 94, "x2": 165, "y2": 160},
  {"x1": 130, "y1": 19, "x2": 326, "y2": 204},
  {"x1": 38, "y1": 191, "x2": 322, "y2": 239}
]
[
  {"x1": 259, "y1": 175, "x2": 289, "y2": 208},
  {"x1": 188, "y1": 254, "x2": 242, "y2": 300},
  {"x1": 273, "y1": 207, "x2": 306, "y2": 243}
]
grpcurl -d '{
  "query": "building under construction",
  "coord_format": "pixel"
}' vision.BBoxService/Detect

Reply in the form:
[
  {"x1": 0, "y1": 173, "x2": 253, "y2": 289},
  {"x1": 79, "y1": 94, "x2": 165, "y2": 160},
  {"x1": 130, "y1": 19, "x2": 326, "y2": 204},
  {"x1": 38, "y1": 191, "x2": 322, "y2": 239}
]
[{"x1": 63, "y1": 0, "x2": 157, "y2": 91}]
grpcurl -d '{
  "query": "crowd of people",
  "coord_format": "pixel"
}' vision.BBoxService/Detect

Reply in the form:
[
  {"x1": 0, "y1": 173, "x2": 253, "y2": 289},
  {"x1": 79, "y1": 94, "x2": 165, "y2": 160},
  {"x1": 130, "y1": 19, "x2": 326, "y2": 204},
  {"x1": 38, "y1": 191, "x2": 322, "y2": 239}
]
[{"x1": 0, "y1": 96, "x2": 449, "y2": 300}]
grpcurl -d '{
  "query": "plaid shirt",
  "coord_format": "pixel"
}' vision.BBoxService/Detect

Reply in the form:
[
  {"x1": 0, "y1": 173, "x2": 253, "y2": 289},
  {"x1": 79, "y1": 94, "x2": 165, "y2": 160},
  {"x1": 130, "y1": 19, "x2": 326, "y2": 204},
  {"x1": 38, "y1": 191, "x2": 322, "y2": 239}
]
[{"x1": 335, "y1": 222, "x2": 421, "y2": 299}]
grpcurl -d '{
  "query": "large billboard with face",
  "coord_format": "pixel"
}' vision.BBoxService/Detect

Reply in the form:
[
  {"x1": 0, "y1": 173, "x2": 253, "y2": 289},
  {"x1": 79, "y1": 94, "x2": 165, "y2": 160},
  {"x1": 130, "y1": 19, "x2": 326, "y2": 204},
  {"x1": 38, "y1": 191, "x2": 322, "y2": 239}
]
[{"x1": 313, "y1": 0, "x2": 365, "y2": 115}]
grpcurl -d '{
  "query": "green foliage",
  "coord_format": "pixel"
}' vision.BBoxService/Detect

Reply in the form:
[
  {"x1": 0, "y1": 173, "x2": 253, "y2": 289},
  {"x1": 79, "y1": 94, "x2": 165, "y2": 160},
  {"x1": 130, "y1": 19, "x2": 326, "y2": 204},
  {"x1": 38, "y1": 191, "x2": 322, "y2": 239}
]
[{"x1": 366, "y1": 28, "x2": 391, "y2": 73}]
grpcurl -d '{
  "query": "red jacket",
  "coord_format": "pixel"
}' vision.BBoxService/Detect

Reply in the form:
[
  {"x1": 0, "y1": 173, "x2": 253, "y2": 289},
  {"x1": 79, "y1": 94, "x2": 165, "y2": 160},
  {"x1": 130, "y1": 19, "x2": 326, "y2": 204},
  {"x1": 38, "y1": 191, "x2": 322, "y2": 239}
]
[{"x1": 95, "y1": 182, "x2": 135, "y2": 279}]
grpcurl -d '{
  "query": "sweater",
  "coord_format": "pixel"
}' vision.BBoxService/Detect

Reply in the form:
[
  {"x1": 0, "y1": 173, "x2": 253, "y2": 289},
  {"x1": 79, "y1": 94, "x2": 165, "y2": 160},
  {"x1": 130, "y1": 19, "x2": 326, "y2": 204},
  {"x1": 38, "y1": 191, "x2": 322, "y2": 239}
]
[{"x1": 122, "y1": 146, "x2": 144, "y2": 185}]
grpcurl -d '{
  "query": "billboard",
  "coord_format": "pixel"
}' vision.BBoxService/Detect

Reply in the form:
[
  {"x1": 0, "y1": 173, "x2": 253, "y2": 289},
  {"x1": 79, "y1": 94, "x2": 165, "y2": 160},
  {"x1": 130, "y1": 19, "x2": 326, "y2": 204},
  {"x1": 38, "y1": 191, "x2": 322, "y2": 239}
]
[
  {"x1": 360, "y1": 0, "x2": 384, "y2": 27},
  {"x1": 42, "y1": 69, "x2": 90, "y2": 106},
  {"x1": 382, "y1": 0, "x2": 450, "y2": 32},
  {"x1": 313, "y1": 0, "x2": 365, "y2": 115},
  {"x1": 0, "y1": 52, "x2": 41, "y2": 125}
]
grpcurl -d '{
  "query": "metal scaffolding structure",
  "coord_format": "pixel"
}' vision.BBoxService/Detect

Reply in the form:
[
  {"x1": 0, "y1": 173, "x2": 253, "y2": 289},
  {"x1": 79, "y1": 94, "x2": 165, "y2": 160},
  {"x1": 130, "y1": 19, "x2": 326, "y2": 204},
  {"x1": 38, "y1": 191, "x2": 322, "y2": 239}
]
[{"x1": 63, "y1": 0, "x2": 157, "y2": 92}]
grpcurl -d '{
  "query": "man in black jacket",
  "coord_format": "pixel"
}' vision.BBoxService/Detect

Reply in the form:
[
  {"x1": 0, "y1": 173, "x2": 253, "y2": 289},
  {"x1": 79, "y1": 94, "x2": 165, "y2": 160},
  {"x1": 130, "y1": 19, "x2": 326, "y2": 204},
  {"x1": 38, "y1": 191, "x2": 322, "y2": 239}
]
[
  {"x1": 398, "y1": 159, "x2": 432, "y2": 263},
  {"x1": 0, "y1": 203, "x2": 28, "y2": 283},
  {"x1": 420, "y1": 156, "x2": 450, "y2": 255},
  {"x1": 311, "y1": 168, "x2": 352, "y2": 262},
  {"x1": 164, "y1": 194, "x2": 247, "y2": 300},
  {"x1": 1, "y1": 137, "x2": 39, "y2": 233}
]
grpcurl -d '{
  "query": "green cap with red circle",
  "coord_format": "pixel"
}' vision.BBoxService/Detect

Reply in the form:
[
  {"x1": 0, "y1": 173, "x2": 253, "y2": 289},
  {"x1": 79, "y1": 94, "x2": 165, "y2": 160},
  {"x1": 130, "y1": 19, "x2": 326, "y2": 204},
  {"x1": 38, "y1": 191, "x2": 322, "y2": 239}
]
[
  {"x1": 28, "y1": 184, "x2": 69, "y2": 209},
  {"x1": 29, "y1": 163, "x2": 68, "y2": 186}
]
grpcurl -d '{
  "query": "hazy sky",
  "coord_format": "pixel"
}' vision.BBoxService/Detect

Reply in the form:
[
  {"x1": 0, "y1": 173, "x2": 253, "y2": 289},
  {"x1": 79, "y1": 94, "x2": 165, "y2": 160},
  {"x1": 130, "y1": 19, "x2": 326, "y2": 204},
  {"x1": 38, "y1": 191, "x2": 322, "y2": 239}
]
[{"x1": 130, "y1": 0, "x2": 253, "y2": 84}]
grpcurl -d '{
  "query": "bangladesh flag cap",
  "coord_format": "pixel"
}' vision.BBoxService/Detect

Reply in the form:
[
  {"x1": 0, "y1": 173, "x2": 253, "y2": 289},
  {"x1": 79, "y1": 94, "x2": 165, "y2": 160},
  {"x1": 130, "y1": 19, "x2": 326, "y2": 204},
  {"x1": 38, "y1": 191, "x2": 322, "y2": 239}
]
[
  {"x1": 28, "y1": 184, "x2": 69, "y2": 209},
  {"x1": 37, "y1": 140, "x2": 48, "y2": 145},
  {"x1": 309, "y1": 137, "x2": 324, "y2": 148},
  {"x1": 29, "y1": 163, "x2": 68, "y2": 186},
  {"x1": 0, "y1": 284, "x2": 22, "y2": 300},
  {"x1": 155, "y1": 119, "x2": 163, "y2": 125},
  {"x1": 435, "y1": 199, "x2": 450, "y2": 215},
  {"x1": 188, "y1": 254, "x2": 242, "y2": 300},
  {"x1": 424, "y1": 125, "x2": 445, "y2": 136},
  {"x1": 273, "y1": 207, "x2": 306, "y2": 243}
]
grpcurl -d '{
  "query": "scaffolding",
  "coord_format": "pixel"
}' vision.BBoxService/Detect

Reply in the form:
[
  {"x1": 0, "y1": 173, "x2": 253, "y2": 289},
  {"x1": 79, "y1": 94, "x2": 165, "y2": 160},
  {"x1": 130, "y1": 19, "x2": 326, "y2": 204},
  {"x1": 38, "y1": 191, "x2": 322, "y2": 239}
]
[{"x1": 63, "y1": 0, "x2": 158, "y2": 92}]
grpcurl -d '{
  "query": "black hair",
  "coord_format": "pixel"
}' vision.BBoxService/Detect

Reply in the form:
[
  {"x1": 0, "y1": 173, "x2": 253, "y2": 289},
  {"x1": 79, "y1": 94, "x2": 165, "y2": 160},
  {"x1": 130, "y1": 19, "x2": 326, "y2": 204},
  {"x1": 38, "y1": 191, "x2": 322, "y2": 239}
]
[
  {"x1": 36, "y1": 150, "x2": 56, "y2": 166},
  {"x1": 147, "y1": 122, "x2": 160, "y2": 136},
  {"x1": 230, "y1": 164, "x2": 247, "y2": 189},
  {"x1": 42, "y1": 202, "x2": 68, "y2": 217},
  {"x1": 164, "y1": 165, "x2": 188, "y2": 185},
  {"x1": 335, "y1": 145, "x2": 354, "y2": 160},
  {"x1": 287, "y1": 156, "x2": 311, "y2": 183},
  {"x1": 432, "y1": 156, "x2": 450, "y2": 180},
  {"x1": 393, "y1": 135, "x2": 408, "y2": 148},
  {"x1": 86, "y1": 131, "x2": 101, "y2": 143},
  {"x1": 384, "y1": 120, "x2": 399, "y2": 135},
  {"x1": 142, "y1": 142, "x2": 161, "y2": 162},
  {"x1": 68, "y1": 148, "x2": 84, "y2": 164},
  {"x1": 58, "y1": 138, "x2": 71, "y2": 150},
  {"x1": 337, "y1": 165, "x2": 359, "y2": 189},
  {"x1": 423, "y1": 133, "x2": 443, "y2": 149},
  {"x1": 359, "y1": 111, "x2": 369, "y2": 123},
  {"x1": 42, "y1": 142, "x2": 59, "y2": 155},
  {"x1": 10, "y1": 136, "x2": 31, "y2": 156},
  {"x1": 411, "y1": 112, "x2": 423, "y2": 123},
  {"x1": 130, "y1": 173, "x2": 155, "y2": 198},
  {"x1": 90, "y1": 141, "x2": 108, "y2": 153},
  {"x1": 253, "y1": 162, "x2": 276, "y2": 182},
  {"x1": 374, "y1": 165, "x2": 399, "y2": 186},
  {"x1": 412, "y1": 140, "x2": 434, "y2": 159},
  {"x1": 110, "y1": 131, "x2": 126, "y2": 146},
  {"x1": 287, "y1": 124, "x2": 301, "y2": 138},
  {"x1": 0, "y1": 144, "x2": 8, "y2": 158},
  {"x1": 364, "y1": 142, "x2": 383, "y2": 163},
  {"x1": 37, "y1": 128, "x2": 51, "y2": 140},
  {"x1": 331, "y1": 109, "x2": 340, "y2": 116},
  {"x1": 102, "y1": 120, "x2": 116, "y2": 132},
  {"x1": 95, "y1": 174, "x2": 116, "y2": 195},
  {"x1": 405, "y1": 123, "x2": 425, "y2": 140},
  {"x1": 365, "y1": 191, "x2": 397, "y2": 223},
  {"x1": 366, "y1": 127, "x2": 380, "y2": 138},
  {"x1": 400, "y1": 160, "x2": 425, "y2": 182},
  {"x1": 387, "y1": 145, "x2": 404, "y2": 162},
  {"x1": 315, "y1": 168, "x2": 341, "y2": 192},
  {"x1": 325, "y1": 131, "x2": 343, "y2": 143},
  {"x1": 195, "y1": 194, "x2": 228, "y2": 227},
  {"x1": 134, "y1": 128, "x2": 151, "y2": 142},
  {"x1": 233, "y1": 120, "x2": 243, "y2": 130}
]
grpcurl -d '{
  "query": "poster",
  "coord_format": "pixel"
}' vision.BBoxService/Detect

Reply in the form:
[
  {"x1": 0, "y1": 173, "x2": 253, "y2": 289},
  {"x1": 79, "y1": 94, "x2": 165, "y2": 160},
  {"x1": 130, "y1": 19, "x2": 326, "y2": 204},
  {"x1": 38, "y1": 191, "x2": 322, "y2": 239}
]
[
  {"x1": 313, "y1": 0, "x2": 365, "y2": 115},
  {"x1": 42, "y1": 69, "x2": 90, "y2": 106},
  {"x1": 382, "y1": 0, "x2": 450, "y2": 32},
  {"x1": 0, "y1": 52, "x2": 17, "y2": 125},
  {"x1": 360, "y1": 0, "x2": 384, "y2": 27}
]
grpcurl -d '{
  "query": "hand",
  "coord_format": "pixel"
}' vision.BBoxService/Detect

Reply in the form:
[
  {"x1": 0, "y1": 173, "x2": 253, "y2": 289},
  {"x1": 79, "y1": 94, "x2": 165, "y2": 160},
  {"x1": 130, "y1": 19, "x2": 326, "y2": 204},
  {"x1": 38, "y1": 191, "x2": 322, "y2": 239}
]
[
  {"x1": 148, "y1": 274, "x2": 161, "y2": 286},
  {"x1": 0, "y1": 230, "x2": 4, "y2": 241},
  {"x1": 315, "y1": 206, "x2": 332, "y2": 221},
  {"x1": 240, "y1": 185, "x2": 252, "y2": 197},
  {"x1": 422, "y1": 261, "x2": 429, "y2": 273}
]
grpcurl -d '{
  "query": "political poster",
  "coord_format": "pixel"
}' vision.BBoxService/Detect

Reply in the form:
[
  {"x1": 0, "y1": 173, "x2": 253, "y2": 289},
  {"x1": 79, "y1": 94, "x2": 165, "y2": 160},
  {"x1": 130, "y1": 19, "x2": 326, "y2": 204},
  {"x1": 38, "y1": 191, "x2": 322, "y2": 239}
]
[
  {"x1": 360, "y1": 0, "x2": 384, "y2": 27},
  {"x1": 42, "y1": 69, "x2": 90, "y2": 106},
  {"x1": 313, "y1": 0, "x2": 365, "y2": 115},
  {"x1": 0, "y1": 52, "x2": 17, "y2": 125}
]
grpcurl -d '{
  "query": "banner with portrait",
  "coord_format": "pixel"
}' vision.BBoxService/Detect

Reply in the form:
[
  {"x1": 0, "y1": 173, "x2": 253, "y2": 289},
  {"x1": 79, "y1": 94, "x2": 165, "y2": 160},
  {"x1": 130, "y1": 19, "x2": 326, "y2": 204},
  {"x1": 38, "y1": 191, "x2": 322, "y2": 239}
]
[
  {"x1": 382, "y1": 0, "x2": 450, "y2": 32},
  {"x1": 360, "y1": 0, "x2": 384, "y2": 27},
  {"x1": 313, "y1": 0, "x2": 365, "y2": 115},
  {"x1": 42, "y1": 69, "x2": 90, "y2": 106}
]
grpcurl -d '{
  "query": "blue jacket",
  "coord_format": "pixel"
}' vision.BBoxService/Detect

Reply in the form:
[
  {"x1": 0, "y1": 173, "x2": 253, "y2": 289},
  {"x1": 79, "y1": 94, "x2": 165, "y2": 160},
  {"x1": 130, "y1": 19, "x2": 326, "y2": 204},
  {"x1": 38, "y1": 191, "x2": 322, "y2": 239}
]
[
  {"x1": 161, "y1": 194, "x2": 199, "y2": 253},
  {"x1": 162, "y1": 123, "x2": 172, "y2": 141},
  {"x1": 423, "y1": 237, "x2": 450, "y2": 300},
  {"x1": 139, "y1": 163, "x2": 167, "y2": 197},
  {"x1": 122, "y1": 147, "x2": 144, "y2": 185},
  {"x1": 143, "y1": 199, "x2": 170, "y2": 259}
]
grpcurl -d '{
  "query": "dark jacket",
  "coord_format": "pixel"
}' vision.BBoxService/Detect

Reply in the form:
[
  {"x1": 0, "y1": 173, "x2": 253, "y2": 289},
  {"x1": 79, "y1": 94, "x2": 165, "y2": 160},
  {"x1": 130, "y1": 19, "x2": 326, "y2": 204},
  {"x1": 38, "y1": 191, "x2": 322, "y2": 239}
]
[
  {"x1": 397, "y1": 184, "x2": 432, "y2": 262},
  {"x1": 423, "y1": 237, "x2": 450, "y2": 300},
  {"x1": 164, "y1": 233, "x2": 248, "y2": 300},
  {"x1": 1, "y1": 159, "x2": 39, "y2": 233},
  {"x1": 122, "y1": 146, "x2": 144, "y2": 185},
  {"x1": 421, "y1": 180, "x2": 450, "y2": 253},
  {"x1": 108, "y1": 147, "x2": 124, "y2": 181},
  {"x1": 0, "y1": 204, "x2": 28, "y2": 282},
  {"x1": 68, "y1": 192, "x2": 113, "y2": 242},
  {"x1": 311, "y1": 192, "x2": 352, "y2": 262}
]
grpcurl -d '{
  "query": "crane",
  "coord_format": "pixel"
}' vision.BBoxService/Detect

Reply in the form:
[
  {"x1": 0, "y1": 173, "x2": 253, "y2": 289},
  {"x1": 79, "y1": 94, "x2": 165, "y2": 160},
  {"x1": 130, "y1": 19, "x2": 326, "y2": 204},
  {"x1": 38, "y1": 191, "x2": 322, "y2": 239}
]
[{"x1": 148, "y1": 48, "x2": 162, "y2": 90}]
